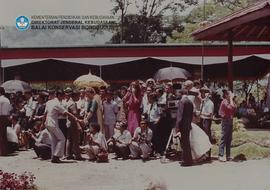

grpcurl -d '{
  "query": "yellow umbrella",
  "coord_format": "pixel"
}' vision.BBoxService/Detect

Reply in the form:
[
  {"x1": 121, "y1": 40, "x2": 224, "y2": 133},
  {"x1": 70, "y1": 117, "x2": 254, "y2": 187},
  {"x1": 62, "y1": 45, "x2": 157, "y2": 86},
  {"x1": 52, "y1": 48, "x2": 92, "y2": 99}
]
[{"x1": 73, "y1": 71, "x2": 109, "y2": 88}]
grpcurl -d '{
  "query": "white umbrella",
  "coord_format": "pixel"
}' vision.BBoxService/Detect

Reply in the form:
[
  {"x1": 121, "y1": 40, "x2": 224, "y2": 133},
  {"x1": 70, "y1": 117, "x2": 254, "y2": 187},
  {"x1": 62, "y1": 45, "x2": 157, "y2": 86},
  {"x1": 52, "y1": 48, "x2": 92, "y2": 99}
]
[
  {"x1": 73, "y1": 71, "x2": 109, "y2": 88},
  {"x1": 1, "y1": 80, "x2": 32, "y2": 93},
  {"x1": 154, "y1": 67, "x2": 192, "y2": 82}
]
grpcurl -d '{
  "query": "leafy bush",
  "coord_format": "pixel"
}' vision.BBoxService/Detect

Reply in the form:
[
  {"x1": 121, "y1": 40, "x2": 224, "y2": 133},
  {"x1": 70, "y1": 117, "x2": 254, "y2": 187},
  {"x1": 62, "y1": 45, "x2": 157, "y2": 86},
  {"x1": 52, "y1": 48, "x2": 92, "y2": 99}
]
[{"x1": 0, "y1": 170, "x2": 37, "y2": 190}]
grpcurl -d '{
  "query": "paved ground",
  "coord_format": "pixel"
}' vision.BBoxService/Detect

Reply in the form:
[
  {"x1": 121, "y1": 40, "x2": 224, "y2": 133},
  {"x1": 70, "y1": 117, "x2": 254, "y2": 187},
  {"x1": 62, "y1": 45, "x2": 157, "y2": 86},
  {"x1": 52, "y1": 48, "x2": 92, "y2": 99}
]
[{"x1": 1, "y1": 150, "x2": 270, "y2": 190}]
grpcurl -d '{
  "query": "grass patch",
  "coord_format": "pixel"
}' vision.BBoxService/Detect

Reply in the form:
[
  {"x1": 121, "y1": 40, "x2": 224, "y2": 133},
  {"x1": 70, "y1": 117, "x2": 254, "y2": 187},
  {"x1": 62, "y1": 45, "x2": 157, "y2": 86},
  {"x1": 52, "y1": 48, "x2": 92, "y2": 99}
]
[
  {"x1": 211, "y1": 120, "x2": 270, "y2": 160},
  {"x1": 231, "y1": 143, "x2": 270, "y2": 160}
]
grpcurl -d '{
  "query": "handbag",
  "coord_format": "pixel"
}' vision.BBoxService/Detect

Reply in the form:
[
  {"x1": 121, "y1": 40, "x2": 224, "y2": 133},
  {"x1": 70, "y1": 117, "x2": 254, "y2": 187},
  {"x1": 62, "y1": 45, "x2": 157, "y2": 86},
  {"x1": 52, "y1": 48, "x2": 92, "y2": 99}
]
[{"x1": 96, "y1": 149, "x2": 109, "y2": 162}]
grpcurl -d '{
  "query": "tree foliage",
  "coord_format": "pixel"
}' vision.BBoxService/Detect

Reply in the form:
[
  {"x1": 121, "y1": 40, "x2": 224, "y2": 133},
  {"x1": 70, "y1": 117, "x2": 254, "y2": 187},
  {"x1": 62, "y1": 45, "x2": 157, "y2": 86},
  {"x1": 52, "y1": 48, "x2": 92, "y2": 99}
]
[
  {"x1": 168, "y1": 0, "x2": 258, "y2": 43},
  {"x1": 110, "y1": 14, "x2": 166, "y2": 43},
  {"x1": 110, "y1": 0, "x2": 199, "y2": 43},
  {"x1": 135, "y1": 0, "x2": 198, "y2": 17}
]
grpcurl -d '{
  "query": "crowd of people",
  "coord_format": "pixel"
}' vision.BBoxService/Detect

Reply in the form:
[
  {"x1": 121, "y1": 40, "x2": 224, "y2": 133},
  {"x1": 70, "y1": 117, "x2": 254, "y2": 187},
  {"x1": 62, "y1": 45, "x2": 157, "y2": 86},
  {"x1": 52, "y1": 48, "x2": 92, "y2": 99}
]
[
  {"x1": 236, "y1": 93, "x2": 269, "y2": 127},
  {"x1": 0, "y1": 78, "x2": 261, "y2": 167}
]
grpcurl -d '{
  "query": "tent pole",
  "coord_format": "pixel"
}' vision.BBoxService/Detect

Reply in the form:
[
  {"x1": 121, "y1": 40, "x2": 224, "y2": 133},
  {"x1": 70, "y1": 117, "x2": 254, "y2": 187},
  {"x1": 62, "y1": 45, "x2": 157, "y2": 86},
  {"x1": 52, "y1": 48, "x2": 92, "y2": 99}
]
[
  {"x1": 267, "y1": 74, "x2": 270, "y2": 109},
  {"x1": 0, "y1": 28, "x2": 2, "y2": 84},
  {"x1": 2, "y1": 67, "x2": 4, "y2": 82},
  {"x1": 201, "y1": 42, "x2": 205, "y2": 81},
  {"x1": 257, "y1": 80, "x2": 260, "y2": 102},
  {"x1": 99, "y1": 66, "x2": 102, "y2": 78},
  {"x1": 0, "y1": 60, "x2": 2, "y2": 84},
  {"x1": 228, "y1": 31, "x2": 233, "y2": 91},
  {"x1": 201, "y1": 0, "x2": 206, "y2": 82}
]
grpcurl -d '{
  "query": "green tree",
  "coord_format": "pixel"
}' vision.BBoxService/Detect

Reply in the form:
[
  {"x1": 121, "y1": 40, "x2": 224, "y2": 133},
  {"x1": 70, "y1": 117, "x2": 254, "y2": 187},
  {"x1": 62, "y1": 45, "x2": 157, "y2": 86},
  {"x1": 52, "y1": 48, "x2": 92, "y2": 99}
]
[
  {"x1": 135, "y1": 0, "x2": 198, "y2": 17},
  {"x1": 110, "y1": 14, "x2": 165, "y2": 43},
  {"x1": 111, "y1": 0, "x2": 131, "y2": 43},
  {"x1": 110, "y1": 0, "x2": 199, "y2": 43},
  {"x1": 167, "y1": 0, "x2": 257, "y2": 43},
  {"x1": 213, "y1": 0, "x2": 257, "y2": 11}
]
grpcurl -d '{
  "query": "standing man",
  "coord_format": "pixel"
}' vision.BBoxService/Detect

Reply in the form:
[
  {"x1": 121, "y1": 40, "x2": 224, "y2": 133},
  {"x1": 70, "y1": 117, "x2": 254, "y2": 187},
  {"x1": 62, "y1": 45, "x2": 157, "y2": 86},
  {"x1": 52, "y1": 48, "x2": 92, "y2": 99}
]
[
  {"x1": 23, "y1": 90, "x2": 37, "y2": 130},
  {"x1": 103, "y1": 91, "x2": 118, "y2": 140},
  {"x1": 199, "y1": 87, "x2": 214, "y2": 160},
  {"x1": 0, "y1": 87, "x2": 12, "y2": 156},
  {"x1": 175, "y1": 84, "x2": 194, "y2": 167},
  {"x1": 76, "y1": 88, "x2": 86, "y2": 118},
  {"x1": 84, "y1": 87, "x2": 98, "y2": 128},
  {"x1": 218, "y1": 90, "x2": 236, "y2": 162},
  {"x1": 64, "y1": 88, "x2": 83, "y2": 160},
  {"x1": 44, "y1": 90, "x2": 78, "y2": 163}
]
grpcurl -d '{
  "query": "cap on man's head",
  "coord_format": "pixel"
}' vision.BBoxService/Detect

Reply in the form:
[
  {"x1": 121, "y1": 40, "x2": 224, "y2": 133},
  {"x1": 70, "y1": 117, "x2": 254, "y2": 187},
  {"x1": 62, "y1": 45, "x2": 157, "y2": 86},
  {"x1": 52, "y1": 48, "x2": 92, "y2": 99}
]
[
  {"x1": 200, "y1": 86, "x2": 210, "y2": 93},
  {"x1": 79, "y1": 88, "x2": 85, "y2": 93},
  {"x1": 141, "y1": 113, "x2": 148, "y2": 123},
  {"x1": 64, "y1": 87, "x2": 73, "y2": 94},
  {"x1": 183, "y1": 80, "x2": 194, "y2": 89},
  {"x1": 146, "y1": 78, "x2": 155, "y2": 84}
]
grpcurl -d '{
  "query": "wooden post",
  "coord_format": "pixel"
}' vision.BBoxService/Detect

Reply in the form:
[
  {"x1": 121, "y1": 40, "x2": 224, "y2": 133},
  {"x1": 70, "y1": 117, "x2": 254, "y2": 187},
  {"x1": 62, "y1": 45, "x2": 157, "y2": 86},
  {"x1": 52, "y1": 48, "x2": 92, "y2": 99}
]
[
  {"x1": 228, "y1": 32, "x2": 233, "y2": 91},
  {"x1": 0, "y1": 60, "x2": 2, "y2": 84},
  {"x1": 267, "y1": 74, "x2": 270, "y2": 109},
  {"x1": 201, "y1": 42, "x2": 205, "y2": 81},
  {"x1": 0, "y1": 31, "x2": 2, "y2": 84}
]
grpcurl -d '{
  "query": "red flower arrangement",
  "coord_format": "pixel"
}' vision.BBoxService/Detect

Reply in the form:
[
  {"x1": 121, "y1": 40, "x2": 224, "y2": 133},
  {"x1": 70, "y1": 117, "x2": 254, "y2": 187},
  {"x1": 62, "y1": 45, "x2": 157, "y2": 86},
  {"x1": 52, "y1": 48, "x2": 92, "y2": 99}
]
[{"x1": 0, "y1": 170, "x2": 37, "y2": 190}]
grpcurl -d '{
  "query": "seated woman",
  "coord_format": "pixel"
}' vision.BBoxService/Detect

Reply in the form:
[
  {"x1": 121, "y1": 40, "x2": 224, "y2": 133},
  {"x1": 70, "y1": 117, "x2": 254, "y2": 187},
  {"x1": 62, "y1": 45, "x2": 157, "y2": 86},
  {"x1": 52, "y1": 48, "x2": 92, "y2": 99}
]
[
  {"x1": 107, "y1": 121, "x2": 132, "y2": 159},
  {"x1": 81, "y1": 123, "x2": 108, "y2": 161}
]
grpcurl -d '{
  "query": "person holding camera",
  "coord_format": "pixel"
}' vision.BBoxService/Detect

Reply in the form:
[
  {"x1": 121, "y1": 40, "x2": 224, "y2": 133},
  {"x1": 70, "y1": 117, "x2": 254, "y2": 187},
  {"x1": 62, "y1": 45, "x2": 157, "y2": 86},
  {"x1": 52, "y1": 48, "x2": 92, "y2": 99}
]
[
  {"x1": 218, "y1": 90, "x2": 236, "y2": 162},
  {"x1": 80, "y1": 123, "x2": 107, "y2": 161},
  {"x1": 30, "y1": 123, "x2": 52, "y2": 160},
  {"x1": 129, "y1": 115, "x2": 153, "y2": 161},
  {"x1": 122, "y1": 81, "x2": 142, "y2": 135},
  {"x1": 107, "y1": 122, "x2": 131, "y2": 159}
]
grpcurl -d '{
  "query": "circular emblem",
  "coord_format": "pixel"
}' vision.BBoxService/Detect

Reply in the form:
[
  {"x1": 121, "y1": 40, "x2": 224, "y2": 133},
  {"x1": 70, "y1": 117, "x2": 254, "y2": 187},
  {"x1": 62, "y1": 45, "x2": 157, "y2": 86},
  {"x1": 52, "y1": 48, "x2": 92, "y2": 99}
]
[{"x1": 16, "y1": 16, "x2": 30, "y2": 31}]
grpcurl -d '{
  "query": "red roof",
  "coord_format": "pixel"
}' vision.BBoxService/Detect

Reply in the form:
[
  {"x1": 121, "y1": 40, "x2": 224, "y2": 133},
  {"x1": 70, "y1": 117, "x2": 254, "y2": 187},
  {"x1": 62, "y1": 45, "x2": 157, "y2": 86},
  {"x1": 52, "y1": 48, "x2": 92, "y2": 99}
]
[
  {"x1": 192, "y1": 0, "x2": 270, "y2": 41},
  {"x1": 2, "y1": 44, "x2": 270, "y2": 60}
]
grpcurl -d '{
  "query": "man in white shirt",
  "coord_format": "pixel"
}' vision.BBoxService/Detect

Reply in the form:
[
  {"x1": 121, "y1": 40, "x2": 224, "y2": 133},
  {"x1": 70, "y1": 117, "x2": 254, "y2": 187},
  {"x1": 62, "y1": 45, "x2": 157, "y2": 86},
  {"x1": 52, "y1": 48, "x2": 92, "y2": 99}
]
[
  {"x1": 44, "y1": 90, "x2": 78, "y2": 163},
  {"x1": 81, "y1": 123, "x2": 107, "y2": 161},
  {"x1": 107, "y1": 122, "x2": 132, "y2": 159},
  {"x1": 0, "y1": 87, "x2": 12, "y2": 156},
  {"x1": 141, "y1": 87, "x2": 152, "y2": 114},
  {"x1": 76, "y1": 89, "x2": 86, "y2": 118},
  {"x1": 145, "y1": 93, "x2": 161, "y2": 155},
  {"x1": 23, "y1": 91, "x2": 37, "y2": 130},
  {"x1": 30, "y1": 124, "x2": 52, "y2": 160},
  {"x1": 199, "y1": 87, "x2": 214, "y2": 160},
  {"x1": 103, "y1": 91, "x2": 118, "y2": 140}
]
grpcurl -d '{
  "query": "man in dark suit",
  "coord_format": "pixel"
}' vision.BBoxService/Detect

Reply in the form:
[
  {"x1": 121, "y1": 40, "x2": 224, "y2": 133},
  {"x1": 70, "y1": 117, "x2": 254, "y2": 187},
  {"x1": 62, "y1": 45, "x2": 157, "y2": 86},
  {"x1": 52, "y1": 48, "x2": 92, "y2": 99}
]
[{"x1": 175, "y1": 86, "x2": 194, "y2": 167}]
